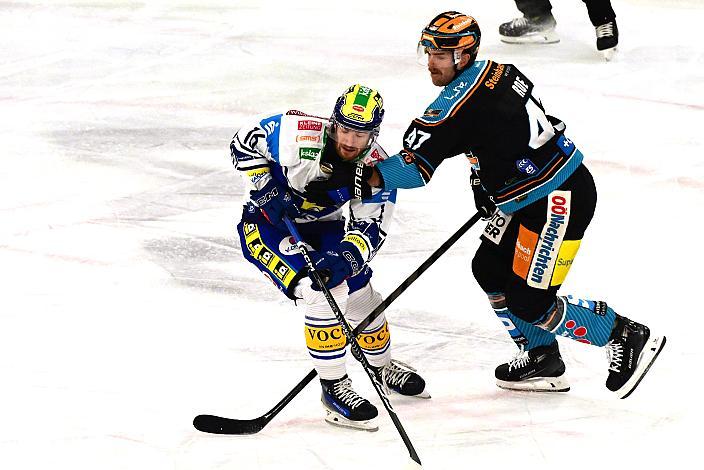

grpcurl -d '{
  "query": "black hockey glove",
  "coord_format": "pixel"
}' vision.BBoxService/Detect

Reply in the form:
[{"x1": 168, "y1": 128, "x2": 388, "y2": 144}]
[
  {"x1": 304, "y1": 160, "x2": 374, "y2": 206},
  {"x1": 470, "y1": 170, "x2": 497, "y2": 220}
]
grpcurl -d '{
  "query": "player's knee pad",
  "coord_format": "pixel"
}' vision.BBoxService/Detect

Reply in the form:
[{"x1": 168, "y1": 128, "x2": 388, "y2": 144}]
[
  {"x1": 472, "y1": 243, "x2": 507, "y2": 292},
  {"x1": 503, "y1": 285, "x2": 556, "y2": 324}
]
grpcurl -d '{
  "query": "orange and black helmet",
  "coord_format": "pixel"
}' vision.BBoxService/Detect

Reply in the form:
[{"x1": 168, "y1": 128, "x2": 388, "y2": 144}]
[{"x1": 419, "y1": 11, "x2": 481, "y2": 63}]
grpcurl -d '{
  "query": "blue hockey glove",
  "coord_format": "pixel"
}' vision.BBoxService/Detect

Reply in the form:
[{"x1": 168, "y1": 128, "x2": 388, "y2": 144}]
[
  {"x1": 250, "y1": 177, "x2": 301, "y2": 230},
  {"x1": 470, "y1": 170, "x2": 496, "y2": 220},
  {"x1": 310, "y1": 234, "x2": 369, "y2": 289},
  {"x1": 304, "y1": 160, "x2": 374, "y2": 205}
]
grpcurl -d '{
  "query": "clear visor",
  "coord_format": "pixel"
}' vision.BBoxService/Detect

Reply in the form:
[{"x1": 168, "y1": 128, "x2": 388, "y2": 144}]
[
  {"x1": 328, "y1": 122, "x2": 376, "y2": 160},
  {"x1": 416, "y1": 43, "x2": 463, "y2": 66}
]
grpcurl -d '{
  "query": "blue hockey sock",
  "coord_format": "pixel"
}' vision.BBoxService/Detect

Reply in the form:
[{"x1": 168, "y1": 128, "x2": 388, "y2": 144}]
[
  {"x1": 488, "y1": 293, "x2": 555, "y2": 350},
  {"x1": 537, "y1": 295, "x2": 617, "y2": 347}
]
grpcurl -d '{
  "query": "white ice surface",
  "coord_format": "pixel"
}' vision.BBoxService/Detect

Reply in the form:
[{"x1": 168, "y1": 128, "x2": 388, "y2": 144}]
[{"x1": 1, "y1": 1, "x2": 702, "y2": 469}]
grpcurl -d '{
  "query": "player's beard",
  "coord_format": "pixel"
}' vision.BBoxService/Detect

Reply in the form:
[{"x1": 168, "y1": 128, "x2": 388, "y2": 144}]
[{"x1": 428, "y1": 66, "x2": 454, "y2": 86}]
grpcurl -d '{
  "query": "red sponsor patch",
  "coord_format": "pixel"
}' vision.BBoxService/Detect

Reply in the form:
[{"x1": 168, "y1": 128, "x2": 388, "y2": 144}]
[
  {"x1": 370, "y1": 148, "x2": 382, "y2": 162},
  {"x1": 352, "y1": 105, "x2": 364, "y2": 112},
  {"x1": 298, "y1": 120, "x2": 322, "y2": 131}
]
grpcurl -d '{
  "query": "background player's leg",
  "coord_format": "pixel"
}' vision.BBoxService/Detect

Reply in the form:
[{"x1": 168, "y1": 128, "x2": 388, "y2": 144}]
[
  {"x1": 499, "y1": 0, "x2": 559, "y2": 44},
  {"x1": 583, "y1": 0, "x2": 618, "y2": 58}
]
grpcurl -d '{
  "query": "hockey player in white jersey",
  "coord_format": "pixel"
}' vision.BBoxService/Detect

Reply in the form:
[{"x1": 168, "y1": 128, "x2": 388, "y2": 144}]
[{"x1": 231, "y1": 84, "x2": 429, "y2": 431}]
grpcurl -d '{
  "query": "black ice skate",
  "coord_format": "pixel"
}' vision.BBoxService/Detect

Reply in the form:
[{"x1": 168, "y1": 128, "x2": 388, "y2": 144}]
[
  {"x1": 374, "y1": 359, "x2": 430, "y2": 399},
  {"x1": 605, "y1": 315, "x2": 666, "y2": 399},
  {"x1": 499, "y1": 14, "x2": 559, "y2": 44},
  {"x1": 495, "y1": 341, "x2": 570, "y2": 392},
  {"x1": 595, "y1": 20, "x2": 619, "y2": 60},
  {"x1": 321, "y1": 375, "x2": 378, "y2": 431}
]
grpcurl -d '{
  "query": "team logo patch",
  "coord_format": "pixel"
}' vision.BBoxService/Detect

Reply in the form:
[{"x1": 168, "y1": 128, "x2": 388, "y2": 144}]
[
  {"x1": 516, "y1": 158, "x2": 539, "y2": 175},
  {"x1": 298, "y1": 120, "x2": 322, "y2": 131},
  {"x1": 527, "y1": 191, "x2": 571, "y2": 289}
]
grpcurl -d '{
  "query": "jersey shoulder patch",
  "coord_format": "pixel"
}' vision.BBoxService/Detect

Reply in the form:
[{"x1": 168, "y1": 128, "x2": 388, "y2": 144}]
[{"x1": 416, "y1": 60, "x2": 492, "y2": 125}]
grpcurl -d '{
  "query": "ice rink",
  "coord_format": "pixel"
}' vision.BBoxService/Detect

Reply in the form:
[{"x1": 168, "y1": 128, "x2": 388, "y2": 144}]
[{"x1": 1, "y1": 0, "x2": 702, "y2": 468}]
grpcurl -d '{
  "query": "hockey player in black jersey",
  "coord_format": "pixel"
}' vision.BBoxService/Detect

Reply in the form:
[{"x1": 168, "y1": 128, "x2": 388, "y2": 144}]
[{"x1": 305, "y1": 11, "x2": 665, "y2": 399}]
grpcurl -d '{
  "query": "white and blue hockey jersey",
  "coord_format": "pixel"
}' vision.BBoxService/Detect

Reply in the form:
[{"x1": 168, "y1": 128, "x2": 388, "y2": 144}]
[{"x1": 230, "y1": 110, "x2": 397, "y2": 264}]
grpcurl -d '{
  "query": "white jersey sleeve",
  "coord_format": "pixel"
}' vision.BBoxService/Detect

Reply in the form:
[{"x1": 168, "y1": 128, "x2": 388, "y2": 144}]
[{"x1": 342, "y1": 144, "x2": 397, "y2": 264}]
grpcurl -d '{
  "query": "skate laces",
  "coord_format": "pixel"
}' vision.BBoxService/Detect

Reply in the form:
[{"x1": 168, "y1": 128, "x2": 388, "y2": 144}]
[
  {"x1": 383, "y1": 359, "x2": 416, "y2": 388},
  {"x1": 332, "y1": 377, "x2": 367, "y2": 409},
  {"x1": 596, "y1": 22, "x2": 614, "y2": 38},
  {"x1": 605, "y1": 340, "x2": 624, "y2": 373},
  {"x1": 509, "y1": 17, "x2": 528, "y2": 28},
  {"x1": 508, "y1": 346, "x2": 530, "y2": 372}
]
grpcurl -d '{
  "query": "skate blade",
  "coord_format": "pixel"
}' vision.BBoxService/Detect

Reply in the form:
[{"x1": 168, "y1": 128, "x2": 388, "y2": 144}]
[
  {"x1": 500, "y1": 30, "x2": 560, "y2": 44},
  {"x1": 616, "y1": 335, "x2": 666, "y2": 399},
  {"x1": 324, "y1": 410, "x2": 378, "y2": 432},
  {"x1": 496, "y1": 374, "x2": 570, "y2": 392},
  {"x1": 601, "y1": 47, "x2": 617, "y2": 61},
  {"x1": 392, "y1": 388, "x2": 431, "y2": 399}
]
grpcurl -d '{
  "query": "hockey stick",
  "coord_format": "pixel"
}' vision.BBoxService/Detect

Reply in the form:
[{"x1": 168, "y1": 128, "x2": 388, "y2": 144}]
[{"x1": 193, "y1": 212, "x2": 483, "y2": 437}]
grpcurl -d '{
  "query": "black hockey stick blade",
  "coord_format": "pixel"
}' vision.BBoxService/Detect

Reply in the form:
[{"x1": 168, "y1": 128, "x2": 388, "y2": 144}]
[{"x1": 193, "y1": 414, "x2": 267, "y2": 435}]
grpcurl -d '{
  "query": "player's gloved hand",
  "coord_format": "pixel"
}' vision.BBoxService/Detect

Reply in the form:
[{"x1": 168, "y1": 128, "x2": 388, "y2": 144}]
[
  {"x1": 250, "y1": 177, "x2": 301, "y2": 230},
  {"x1": 309, "y1": 236, "x2": 367, "y2": 289},
  {"x1": 304, "y1": 161, "x2": 374, "y2": 205},
  {"x1": 470, "y1": 171, "x2": 497, "y2": 220}
]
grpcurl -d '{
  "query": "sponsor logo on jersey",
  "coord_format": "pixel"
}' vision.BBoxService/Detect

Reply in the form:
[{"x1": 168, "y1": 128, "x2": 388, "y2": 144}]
[
  {"x1": 513, "y1": 224, "x2": 539, "y2": 279},
  {"x1": 299, "y1": 147, "x2": 321, "y2": 161},
  {"x1": 246, "y1": 168, "x2": 270, "y2": 185},
  {"x1": 423, "y1": 108, "x2": 442, "y2": 117},
  {"x1": 484, "y1": 63, "x2": 505, "y2": 90},
  {"x1": 527, "y1": 191, "x2": 571, "y2": 289},
  {"x1": 550, "y1": 239, "x2": 581, "y2": 286},
  {"x1": 369, "y1": 148, "x2": 383, "y2": 162},
  {"x1": 298, "y1": 120, "x2": 322, "y2": 131},
  {"x1": 483, "y1": 211, "x2": 513, "y2": 245},
  {"x1": 516, "y1": 158, "x2": 539, "y2": 175},
  {"x1": 296, "y1": 134, "x2": 321, "y2": 143}
]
